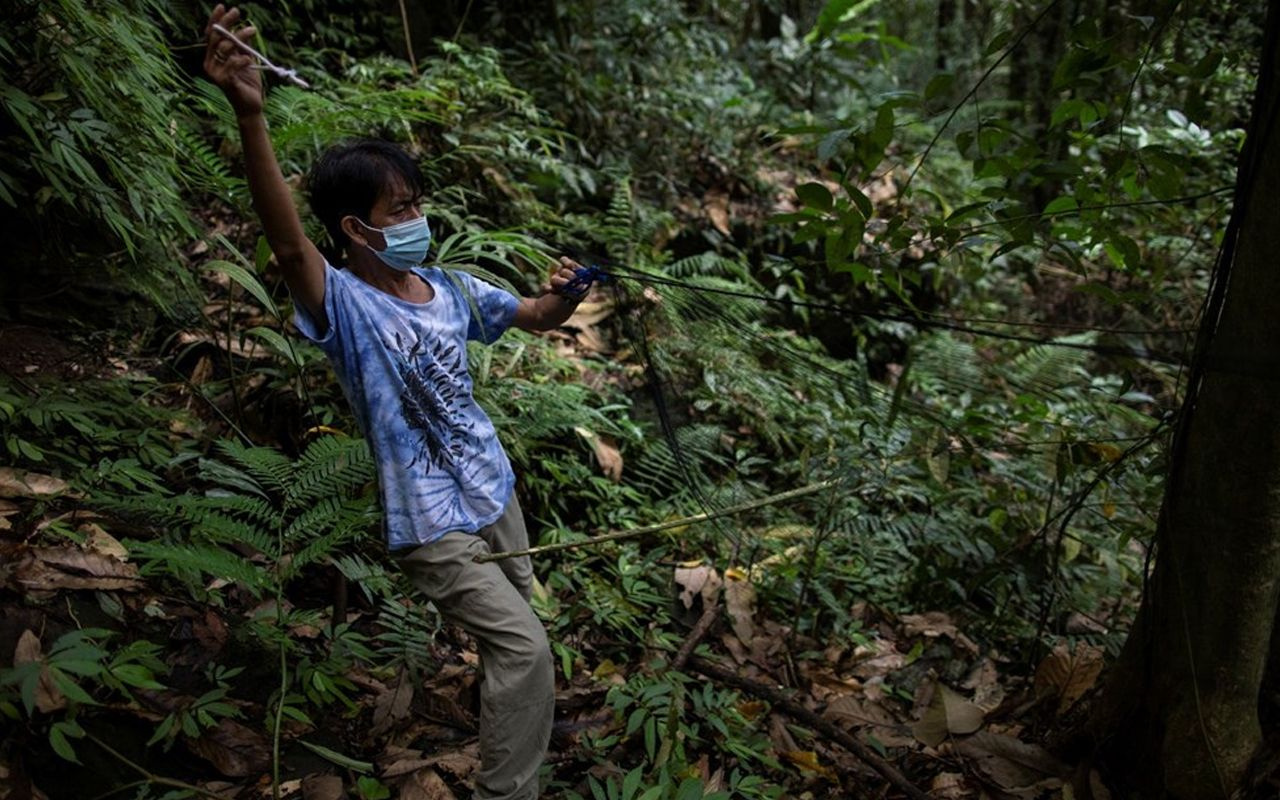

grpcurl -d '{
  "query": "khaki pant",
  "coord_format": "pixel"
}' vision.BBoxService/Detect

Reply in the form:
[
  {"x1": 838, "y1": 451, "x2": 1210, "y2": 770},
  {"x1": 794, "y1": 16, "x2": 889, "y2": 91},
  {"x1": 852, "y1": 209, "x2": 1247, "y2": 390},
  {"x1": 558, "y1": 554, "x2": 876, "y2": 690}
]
[{"x1": 396, "y1": 498, "x2": 554, "y2": 800}]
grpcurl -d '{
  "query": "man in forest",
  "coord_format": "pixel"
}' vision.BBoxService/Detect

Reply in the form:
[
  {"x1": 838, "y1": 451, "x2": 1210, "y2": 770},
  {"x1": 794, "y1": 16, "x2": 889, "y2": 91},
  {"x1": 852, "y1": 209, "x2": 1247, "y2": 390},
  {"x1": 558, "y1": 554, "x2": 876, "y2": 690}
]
[{"x1": 204, "y1": 6, "x2": 592, "y2": 798}]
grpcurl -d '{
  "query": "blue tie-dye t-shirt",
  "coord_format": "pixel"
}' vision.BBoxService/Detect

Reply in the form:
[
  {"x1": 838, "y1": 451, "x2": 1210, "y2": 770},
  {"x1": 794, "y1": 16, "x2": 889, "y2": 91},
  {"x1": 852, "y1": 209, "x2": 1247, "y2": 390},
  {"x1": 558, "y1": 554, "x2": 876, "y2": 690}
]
[{"x1": 294, "y1": 263, "x2": 519, "y2": 550}]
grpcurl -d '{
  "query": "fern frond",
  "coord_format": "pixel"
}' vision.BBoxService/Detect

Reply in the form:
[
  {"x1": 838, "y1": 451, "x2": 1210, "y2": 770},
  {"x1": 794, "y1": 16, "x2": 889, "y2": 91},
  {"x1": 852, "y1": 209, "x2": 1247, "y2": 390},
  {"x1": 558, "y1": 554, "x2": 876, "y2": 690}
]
[
  {"x1": 667, "y1": 252, "x2": 755, "y2": 283},
  {"x1": 286, "y1": 520, "x2": 367, "y2": 578},
  {"x1": 174, "y1": 124, "x2": 244, "y2": 198},
  {"x1": 127, "y1": 540, "x2": 268, "y2": 595},
  {"x1": 191, "y1": 509, "x2": 276, "y2": 556},
  {"x1": 999, "y1": 334, "x2": 1095, "y2": 398},
  {"x1": 285, "y1": 437, "x2": 375, "y2": 509},
  {"x1": 214, "y1": 441, "x2": 294, "y2": 497},
  {"x1": 629, "y1": 424, "x2": 728, "y2": 495},
  {"x1": 332, "y1": 554, "x2": 396, "y2": 601}
]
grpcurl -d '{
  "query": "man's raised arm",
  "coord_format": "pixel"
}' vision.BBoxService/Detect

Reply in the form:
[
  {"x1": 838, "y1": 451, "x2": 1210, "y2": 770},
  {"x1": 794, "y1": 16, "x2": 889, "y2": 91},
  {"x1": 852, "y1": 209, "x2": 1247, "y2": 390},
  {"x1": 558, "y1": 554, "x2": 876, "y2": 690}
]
[{"x1": 204, "y1": 4, "x2": 326, "y2": 326}]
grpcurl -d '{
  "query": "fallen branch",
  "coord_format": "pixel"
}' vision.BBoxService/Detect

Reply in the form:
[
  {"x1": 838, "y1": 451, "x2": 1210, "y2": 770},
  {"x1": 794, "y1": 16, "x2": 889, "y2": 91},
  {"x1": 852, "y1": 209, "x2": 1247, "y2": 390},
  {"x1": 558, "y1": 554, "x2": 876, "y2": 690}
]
[
  {"x1": 689, "y1": 657, "x2": 930, "y2": 800},
  {"x1": 476, "y1": 480, "x2": 836, "y2": 563},
  {"x1": 85, "y1": 732, "x2": 231, "y2": 800},
  {"x1": 672, "y1": 596, "x2": 720, "y2": 672}
]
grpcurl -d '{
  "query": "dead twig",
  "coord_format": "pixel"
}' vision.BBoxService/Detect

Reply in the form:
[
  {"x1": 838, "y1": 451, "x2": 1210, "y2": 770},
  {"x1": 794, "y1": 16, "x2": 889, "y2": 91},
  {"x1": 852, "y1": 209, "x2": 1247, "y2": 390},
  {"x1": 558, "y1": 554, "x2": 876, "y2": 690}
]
[
  {"x1": 689, "y1": 657, "x2": 930, "y2": 800},
  {"x1": 672, "y1": 596, "x2": 720, "y2": 672},
  {"x1": 476, "y1": 480, "x2": 836, "y2": 563}
]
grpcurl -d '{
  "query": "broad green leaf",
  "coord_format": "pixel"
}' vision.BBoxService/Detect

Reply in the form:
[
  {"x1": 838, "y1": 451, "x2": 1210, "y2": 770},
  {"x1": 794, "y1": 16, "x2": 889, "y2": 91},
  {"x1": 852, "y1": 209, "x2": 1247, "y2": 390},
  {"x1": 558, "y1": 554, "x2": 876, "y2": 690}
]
[
  {"x1": 845, "y1": 183, "x2": 873, "y2": 218},
  {"x1": 674, "y1": 779, "x2": 705, "y2": 800},
  {"x1": 796, "y1": 182, "x2": 834, "y2": 212},
  {"x1": 925, "y1": 73, "x2": 954, "y2": 101},
  {"x1": 817, "y1": 127, "x2": 852, "y2": 162},
  {"x1": 985, "y1": 29, "x2": 1014, "y2": 56},
  {"x1": 298, "y1": 740, "x2": 372, "y2": 773},
  {"x1": 246, "y1": 327, "x2": 304, "y2": 367},
  {"x1": 1043, "y1": 197, "x2": 1079, "y2": 216},
  {"x1": 49, "y1": 725, "x2": 81, "y2": 763},
  {"x1": 1190, "y1": 49, "x2": 1224, "y2": 79},
  {"x1": 110, "y1": 664, "x2": 165, "y2": 690},
  {"x1": 207, "y1": 260, "x2": 279, "y2": 319},
  {"x1": 49, "y1": 669, "x2": 96, "y2": 706},
  {"x1": 806, "y1": 0, "x2": 882, "y2": 42}
]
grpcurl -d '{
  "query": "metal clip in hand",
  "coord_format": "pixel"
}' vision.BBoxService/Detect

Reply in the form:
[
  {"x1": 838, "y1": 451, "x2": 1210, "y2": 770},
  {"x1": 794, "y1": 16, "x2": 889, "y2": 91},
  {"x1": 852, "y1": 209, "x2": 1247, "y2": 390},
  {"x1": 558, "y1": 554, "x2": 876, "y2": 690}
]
[{"x1": 211, "y1": 23, "x2": 310, "y2": 89}]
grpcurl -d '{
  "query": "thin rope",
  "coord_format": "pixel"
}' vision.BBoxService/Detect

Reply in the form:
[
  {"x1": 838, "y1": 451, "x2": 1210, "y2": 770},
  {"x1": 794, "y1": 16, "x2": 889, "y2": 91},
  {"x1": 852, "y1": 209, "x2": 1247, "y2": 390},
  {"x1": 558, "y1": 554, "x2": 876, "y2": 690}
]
[
  {"x1": 588, "y1": 263, "x2": 1190, "y2": 366},
  {"x1": 211, "y1": 24, "x2": 310, "y2": 89}
]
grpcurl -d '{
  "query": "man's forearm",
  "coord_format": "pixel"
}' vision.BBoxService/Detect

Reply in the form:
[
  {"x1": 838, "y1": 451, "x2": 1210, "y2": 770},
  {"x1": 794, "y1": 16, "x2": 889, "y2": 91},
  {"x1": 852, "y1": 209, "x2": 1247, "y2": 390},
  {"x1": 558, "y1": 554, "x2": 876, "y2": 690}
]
[
  {"x1": 520, "y1": 293, "x2": 583, "y2": 331},
  {"x1": 235, "y1": 113, "x2": 326, "y2": 320},
  {"x1": 237, "y1": 113, "x2": 309, "y2": 262}
]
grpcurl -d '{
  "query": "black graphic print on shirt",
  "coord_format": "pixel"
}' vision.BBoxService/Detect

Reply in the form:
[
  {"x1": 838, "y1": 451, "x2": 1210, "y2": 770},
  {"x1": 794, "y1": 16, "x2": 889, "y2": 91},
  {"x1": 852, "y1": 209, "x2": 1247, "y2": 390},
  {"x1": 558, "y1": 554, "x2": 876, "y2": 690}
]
[{"x1": 393, "y1": 330, "x2": 474, "y2": 471}]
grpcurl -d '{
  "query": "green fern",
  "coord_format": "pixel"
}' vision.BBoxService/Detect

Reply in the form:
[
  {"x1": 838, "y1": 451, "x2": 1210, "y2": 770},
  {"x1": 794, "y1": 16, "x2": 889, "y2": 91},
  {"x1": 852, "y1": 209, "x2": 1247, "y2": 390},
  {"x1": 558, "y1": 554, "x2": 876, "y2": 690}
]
[
  {"x1": 128, "y1": 541, "x2": 268, "y2": 594},
  {"x1": 109, "y1": 436, "x2": 376, "y2": 600},
  {"x1": 998, "y1": 334, "x2": 1095, "y2": 398},
  {"x1": 284, "y1": 436, "x2": 375, "y2": 510}
]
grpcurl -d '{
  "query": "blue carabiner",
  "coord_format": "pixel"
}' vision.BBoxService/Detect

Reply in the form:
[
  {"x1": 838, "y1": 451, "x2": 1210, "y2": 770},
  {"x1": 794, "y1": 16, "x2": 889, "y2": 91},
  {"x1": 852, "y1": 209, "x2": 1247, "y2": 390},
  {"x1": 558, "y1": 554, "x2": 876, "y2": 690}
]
[{"x1": 561, "y1": 265, "x2": 609, "y2": 297}]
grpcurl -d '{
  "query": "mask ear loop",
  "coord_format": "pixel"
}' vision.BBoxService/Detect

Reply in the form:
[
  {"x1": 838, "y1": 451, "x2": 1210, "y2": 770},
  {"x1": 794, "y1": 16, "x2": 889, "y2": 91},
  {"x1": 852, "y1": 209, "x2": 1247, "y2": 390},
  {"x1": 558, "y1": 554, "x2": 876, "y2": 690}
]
[{"x1": 211, "y1": 23, "x2": 310, "y2": 89}]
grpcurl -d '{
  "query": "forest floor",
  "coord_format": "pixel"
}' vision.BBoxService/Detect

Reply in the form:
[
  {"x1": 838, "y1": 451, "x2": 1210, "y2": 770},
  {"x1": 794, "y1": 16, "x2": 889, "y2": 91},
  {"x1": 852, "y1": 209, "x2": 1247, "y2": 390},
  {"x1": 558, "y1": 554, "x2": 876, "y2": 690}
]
[{"x1": 0, "y1": 318, "x2": 1136, "y2": 800}]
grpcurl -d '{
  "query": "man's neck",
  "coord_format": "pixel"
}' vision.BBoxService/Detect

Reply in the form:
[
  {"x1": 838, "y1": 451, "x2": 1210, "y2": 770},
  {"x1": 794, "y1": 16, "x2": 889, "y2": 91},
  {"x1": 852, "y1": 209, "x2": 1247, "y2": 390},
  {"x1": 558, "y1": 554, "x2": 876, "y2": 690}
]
[{"x1": 347, "y1": 251, "x2": 431, "y2": 302}]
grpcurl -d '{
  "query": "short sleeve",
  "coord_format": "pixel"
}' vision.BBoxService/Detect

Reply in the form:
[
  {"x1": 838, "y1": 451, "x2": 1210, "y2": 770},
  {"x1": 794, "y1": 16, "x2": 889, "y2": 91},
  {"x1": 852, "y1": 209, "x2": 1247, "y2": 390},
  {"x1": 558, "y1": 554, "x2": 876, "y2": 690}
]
[
  {"x1": 292, "y1": 263, "x2": 342, "y2": 347},
  {"x1": 451, "y1": 271, "x2": 519, "y2": 344}
]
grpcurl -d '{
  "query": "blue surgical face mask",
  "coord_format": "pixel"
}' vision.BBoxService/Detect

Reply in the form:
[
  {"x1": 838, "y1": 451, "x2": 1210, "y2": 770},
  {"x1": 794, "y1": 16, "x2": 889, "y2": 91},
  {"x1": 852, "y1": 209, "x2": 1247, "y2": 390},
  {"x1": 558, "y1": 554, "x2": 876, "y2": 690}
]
[{"x1": 357, "y1": 215, "x2": 431, "y2": 272}]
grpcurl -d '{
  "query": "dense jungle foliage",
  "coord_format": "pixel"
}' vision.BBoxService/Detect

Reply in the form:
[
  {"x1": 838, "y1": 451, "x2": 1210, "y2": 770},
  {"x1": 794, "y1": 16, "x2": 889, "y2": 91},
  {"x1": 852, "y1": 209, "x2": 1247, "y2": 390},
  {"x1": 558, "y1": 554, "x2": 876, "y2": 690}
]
[{"x1": 0, "y1": 1, "x2": 1272, "y2": 798}]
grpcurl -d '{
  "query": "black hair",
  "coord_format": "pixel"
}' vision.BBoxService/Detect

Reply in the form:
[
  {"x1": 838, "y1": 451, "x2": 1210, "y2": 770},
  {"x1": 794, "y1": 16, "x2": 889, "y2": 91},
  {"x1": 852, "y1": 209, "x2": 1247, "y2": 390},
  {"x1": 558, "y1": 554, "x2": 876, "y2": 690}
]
[{"x1": 306, "y1": 139, "x2": 424, "y2": 258}]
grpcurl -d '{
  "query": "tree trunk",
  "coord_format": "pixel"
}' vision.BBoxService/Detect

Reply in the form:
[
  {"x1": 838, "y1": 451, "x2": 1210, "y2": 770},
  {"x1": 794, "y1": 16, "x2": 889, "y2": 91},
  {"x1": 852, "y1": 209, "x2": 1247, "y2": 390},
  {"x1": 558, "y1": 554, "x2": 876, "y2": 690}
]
[
  {"x1": 1089, "y1": 6, "x2": 1280, "y2": 798},
  {"x1": 936, "y1": 0, "x2": 957, "y2": 71}
]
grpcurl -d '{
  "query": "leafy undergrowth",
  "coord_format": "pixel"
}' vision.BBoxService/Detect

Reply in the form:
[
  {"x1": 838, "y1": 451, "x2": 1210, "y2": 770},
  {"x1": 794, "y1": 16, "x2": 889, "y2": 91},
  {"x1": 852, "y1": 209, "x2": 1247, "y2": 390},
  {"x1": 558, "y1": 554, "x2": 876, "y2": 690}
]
[
  {"x1": 0, "y1": 483, "x2": 1117, "y2": 800},
  {"x1": 0, "y1": 304, "x2": 1143, "y2": 800}
]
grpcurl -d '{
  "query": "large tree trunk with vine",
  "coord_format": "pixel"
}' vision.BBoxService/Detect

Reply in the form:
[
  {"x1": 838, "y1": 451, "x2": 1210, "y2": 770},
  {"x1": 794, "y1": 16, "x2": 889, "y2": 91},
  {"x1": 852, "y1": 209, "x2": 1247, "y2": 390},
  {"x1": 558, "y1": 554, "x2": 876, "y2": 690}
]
[{"x1": 1088, "y1": 8, "x2": 1280, "y2": 798}]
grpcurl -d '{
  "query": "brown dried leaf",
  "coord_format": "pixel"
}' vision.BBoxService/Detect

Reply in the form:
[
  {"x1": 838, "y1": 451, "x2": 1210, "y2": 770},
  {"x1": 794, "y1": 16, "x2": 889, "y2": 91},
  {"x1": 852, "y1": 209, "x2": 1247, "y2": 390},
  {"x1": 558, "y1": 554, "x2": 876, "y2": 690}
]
[
  {"x1": 824, "y1": 694, "x2": 915, "y2": 748},
  {"x1": 423, "y1": 688, "x2": 477, "y2": 732},
  {"x1": 929, "y1": 772, "x2": 972, "y2": 800},
  {"x1": 850, "y1": 639, "x2": 907, "y2": 680},
  {"x1": 371, "y1": 668, "x2": 415, "y2": 735},
  {"x1": 806, "y1": 667, "x2": 861, "y2": 699},
  {"x1": 1089, "y1": 768, "x2": 1113, "y2": 800},
  {"x1": 912, "y1": 684, "x2": 984, "y2": 747},
  {"x1": 901, "y1": 611, "x2": 979, "y2": 655},
  {"x1": 673, "y1": 565, "x2": 720, "y2": 610},
  {"x1": 962, "y1": 656, "x2": 1005, "y2": 713},
  {"x1": 14, "y1": 630, "x2": 65, "y2": 713},
  {"x1": 723, "y1": 567, "x2": 757, "y2": 646},
  {"x1": 194, "y1": 610, "x2": 229, "y2": 653},
  {"x1": 779, "y1": 750, "x2": 837, "y2": 780},
  {"x1": 424, "y1": 747, "x2": 480, "y2": 781},
  {"x1": 401, "y1": 769, "x2": 457, "y2": 800},
  {"x1": 768, "y1": 713, "x2": 799, "y2": 753},
  {"x1": 378, "y1": 746, "x2": 431, "y2": 778},
  {"x1": 703, "y1": 188, "x2": 732, "y2": 236},
  {"x1": 0, "y1": 468, "x2": 70, "y2": 499},
  {"x1": 33, "y1": 547, "x2": 138, "y2": 579},
  {"x1": 186, "y1": 718, "x2": 271, "y2": 777},
  {"x1": 1034, "y1": 642, "x2": 1104, "y2": 714},
  {"x1": 949, "y1": 731, "x2": 1068, "y2": 795},
  {"x1": 13, "y1": 550, "x2": 141, "y2": 592},
  {"x1": 567, "y1": 299, "x2": 615, "y2": 328},
  {"x1": 721, "y1": 632, "x2": 749, "y2": 664},
  {"x1": 573, "y1": 427, "x2": 623, "y2": 482},
  {"x1": 300, "y1": 774, "x2": 344, "y2": 800},
  {"x1": 80, "y1": 523, "x2": 128, "y2": 560}
]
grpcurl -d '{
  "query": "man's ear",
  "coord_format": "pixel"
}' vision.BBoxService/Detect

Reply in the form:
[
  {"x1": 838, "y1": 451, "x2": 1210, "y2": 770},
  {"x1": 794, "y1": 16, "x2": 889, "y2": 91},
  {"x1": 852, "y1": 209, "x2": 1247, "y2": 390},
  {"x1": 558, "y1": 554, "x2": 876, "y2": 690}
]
[{"x1": 341, "y1": 215, "x2": 383, "y2": 250}]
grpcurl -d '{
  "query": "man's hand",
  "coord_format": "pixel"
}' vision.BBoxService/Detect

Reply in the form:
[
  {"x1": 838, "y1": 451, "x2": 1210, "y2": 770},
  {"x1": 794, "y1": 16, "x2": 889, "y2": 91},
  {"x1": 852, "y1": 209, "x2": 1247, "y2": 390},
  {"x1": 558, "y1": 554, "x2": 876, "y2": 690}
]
[
  {"x1": 204, "y1": 5, "x2": 263, "y2": 118},
  {"x1": 548, "y1": 257, "x2": 590, "y2": 300},
  {"x1": 513, "y1": 257, "x2": 594, "y2": 332}
]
